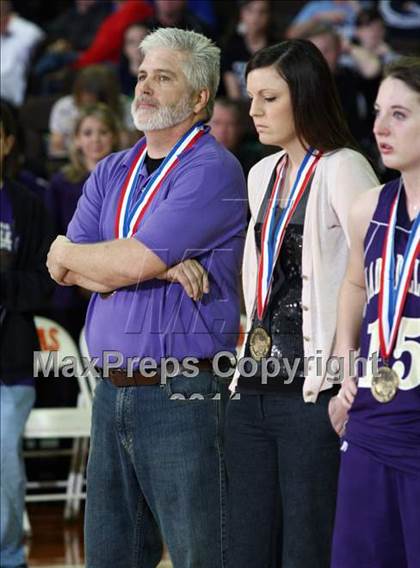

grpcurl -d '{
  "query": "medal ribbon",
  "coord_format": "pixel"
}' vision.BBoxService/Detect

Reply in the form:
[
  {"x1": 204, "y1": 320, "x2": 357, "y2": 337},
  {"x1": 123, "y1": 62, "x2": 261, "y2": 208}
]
[
  {"x1": 378, "y1": 182, "x2": 420, "y2": 361},
  {"x1": 114, "y1": 122, "x2": 205, "y2": 239},
  {"x1": 256, "y1": 148, "x2": 322, "y2": 320}
]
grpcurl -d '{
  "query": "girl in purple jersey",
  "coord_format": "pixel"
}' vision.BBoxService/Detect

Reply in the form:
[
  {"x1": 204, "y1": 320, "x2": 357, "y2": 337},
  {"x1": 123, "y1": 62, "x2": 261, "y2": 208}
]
[{"x1": 329, "y1": 57, "x2": 420, "y2": 568}]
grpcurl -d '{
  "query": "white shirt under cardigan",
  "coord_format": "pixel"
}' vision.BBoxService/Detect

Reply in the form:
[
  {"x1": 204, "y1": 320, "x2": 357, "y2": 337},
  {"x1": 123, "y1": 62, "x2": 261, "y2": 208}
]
[{"x1": 230, "y1": 148, "x2": 379, "y2": 403}]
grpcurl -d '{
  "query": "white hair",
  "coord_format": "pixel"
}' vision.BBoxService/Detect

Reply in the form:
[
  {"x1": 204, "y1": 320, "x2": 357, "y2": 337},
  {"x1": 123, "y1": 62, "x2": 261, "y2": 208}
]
[{"x1": 139, "y1": 27, "x2": 220, "y2": 120}]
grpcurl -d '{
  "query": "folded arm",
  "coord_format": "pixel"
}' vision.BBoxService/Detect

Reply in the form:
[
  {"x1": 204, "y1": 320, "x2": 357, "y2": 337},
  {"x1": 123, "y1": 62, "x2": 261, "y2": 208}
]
[{"x1": 47, "y1": 235, "x2": 167, "y2": 290}]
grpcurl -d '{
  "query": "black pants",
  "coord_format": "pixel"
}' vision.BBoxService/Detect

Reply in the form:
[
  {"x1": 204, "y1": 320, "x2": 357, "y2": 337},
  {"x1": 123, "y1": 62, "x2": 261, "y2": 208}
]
[{"x1": 225, "y1": 390, "x2": 340, "y2": 568}]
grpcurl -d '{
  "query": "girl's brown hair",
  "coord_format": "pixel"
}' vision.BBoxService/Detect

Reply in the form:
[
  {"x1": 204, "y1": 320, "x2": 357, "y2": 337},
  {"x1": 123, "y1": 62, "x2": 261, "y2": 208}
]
[{"x1": 383, "y1": 56, "x2": 420, "y2": 95}]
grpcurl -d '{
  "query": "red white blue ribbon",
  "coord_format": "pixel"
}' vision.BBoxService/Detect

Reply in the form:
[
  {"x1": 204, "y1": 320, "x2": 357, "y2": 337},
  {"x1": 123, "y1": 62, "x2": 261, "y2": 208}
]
[
  {"x1": 378, "y1": 181, "x2": 420, "y2": 361},
  {"x1": 256, "y1": 148, "x2": 322, "y2": 320},
  {"x1": 114, "y1": 122, "x2": 205, "y2": 239}
]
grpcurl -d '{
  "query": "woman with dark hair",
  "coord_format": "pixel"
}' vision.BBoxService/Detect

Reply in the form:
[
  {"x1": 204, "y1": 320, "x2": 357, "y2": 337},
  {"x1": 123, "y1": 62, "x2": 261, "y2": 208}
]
[
  {"x1": 224, "y1": 39, "x2": 379, "y2": 567},
  {"x1": 0, "y1": 101, "x2": 53, "y2": 567},
  {"x1": 330, "y1": 57, "x2": 420, "y2": 568}
]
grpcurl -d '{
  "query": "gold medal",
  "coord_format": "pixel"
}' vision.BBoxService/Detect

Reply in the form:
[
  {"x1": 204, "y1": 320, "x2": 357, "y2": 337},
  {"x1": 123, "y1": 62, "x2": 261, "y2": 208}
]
[
  {"x1": 371, "y1": 366, "x2": 400, "y2": 403},
  {"x1": 249, "y1": 326, "x2": 271, "y2": 362}
]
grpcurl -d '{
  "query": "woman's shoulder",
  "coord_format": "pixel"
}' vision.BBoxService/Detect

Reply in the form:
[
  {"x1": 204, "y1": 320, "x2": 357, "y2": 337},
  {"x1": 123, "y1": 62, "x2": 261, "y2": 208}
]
[
  {"x1": 320, "y1": 147, "x2": 379, "y2": 189},
  {"x1": 315, "y1": 148, "x2": 379, "y2": 210},
  {"x1": 320, "y1": 147, "x2": 370, "y2": 167},
  {"x1": 353, "y1": 183, "x2": 384, "y2": 209},
  {"x1": 350, "y1": 184, "x2": 384, "y2": 234}
]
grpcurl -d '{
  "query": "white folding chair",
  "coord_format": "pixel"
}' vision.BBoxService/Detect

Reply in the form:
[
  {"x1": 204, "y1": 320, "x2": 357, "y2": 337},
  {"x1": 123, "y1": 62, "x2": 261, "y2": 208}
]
[{"x1": 24, "y1": 316, "x2": 94, "y2": 522}]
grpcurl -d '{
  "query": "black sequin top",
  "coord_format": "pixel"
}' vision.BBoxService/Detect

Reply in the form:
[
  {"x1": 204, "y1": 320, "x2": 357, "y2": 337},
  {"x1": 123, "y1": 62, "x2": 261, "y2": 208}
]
[{"x1": 238, "y1": 182, "x2": 309, "y2": 394}]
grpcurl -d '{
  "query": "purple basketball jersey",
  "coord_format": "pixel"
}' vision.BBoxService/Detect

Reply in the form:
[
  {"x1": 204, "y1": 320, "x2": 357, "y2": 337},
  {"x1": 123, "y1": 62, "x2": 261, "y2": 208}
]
[{"x1": 346, "y1": 178, "x2": 420, "y2": 475}]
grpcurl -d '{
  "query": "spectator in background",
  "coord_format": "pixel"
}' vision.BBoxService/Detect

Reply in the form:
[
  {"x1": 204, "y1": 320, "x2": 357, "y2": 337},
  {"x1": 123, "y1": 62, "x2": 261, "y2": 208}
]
[
  {"x1": 0, "y1": 0, "x2": 45, "y2": 107},
  {"x1": 0, "y1": 101, "x2": 53, "y2": 568},
  {"x1": 287, "y1": 0, "x2": 364, "y2": 40},
  {"x1": 119, "y1": 22, "x2": 150, "y2": 98},
  {"x1": 48, "y1": 104, "x2": 121, "y2": 237},
  {"x1": 222, "y1": 0, "x2": 275, "y2": 100},
  {"x1": 48, "y1": 65, "x2": 136, "y2": 158},
  {"x1": 186, "y1": 0, "x2": 216, "y2": 32},
  {"x1": 46, "y1": 103, "x2": 120, "y2": 338},
  {"x1": 302, "y1": 22, "x2": 379, "y2": 154},
  {"x1": 297, "y1": 18, "x2": 382, "y2": 81},
  {"x1": 210, "y1": 97, "x2": 270, "y2": 176},
  {"x1": 47, "y1": 0, "x2": 110, "y2": 52},
  {"x1": 353, "y1": 8, "x2": 398, "y2": 65},
  {"x1": 210, "y1": 98, "x2": 243, "y2": 153},
  {"x1": 146, "y1": 0, "x2": 212, "y2": 37},
  {"x1": 73, "y1": 0, "x2": 153, "y2": 70},
  {"x1": 34, "y1": 0, "x2": 111, "y2": 78},
  {"x1": 340, "y1": 7, "x2": 398, "y2": 137}
]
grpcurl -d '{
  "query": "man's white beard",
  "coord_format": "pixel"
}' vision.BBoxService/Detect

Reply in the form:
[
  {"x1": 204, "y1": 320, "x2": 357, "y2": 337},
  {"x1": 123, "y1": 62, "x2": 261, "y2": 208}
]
[{"x1": 131, "y1": 93, "x2": 195, "y2": 132}]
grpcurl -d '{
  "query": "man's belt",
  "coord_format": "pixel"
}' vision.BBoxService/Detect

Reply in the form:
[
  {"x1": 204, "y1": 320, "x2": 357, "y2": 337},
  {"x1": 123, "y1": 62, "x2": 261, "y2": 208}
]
[{"x1": 99, "y1": 359, "x2": 213, "y2": 387}]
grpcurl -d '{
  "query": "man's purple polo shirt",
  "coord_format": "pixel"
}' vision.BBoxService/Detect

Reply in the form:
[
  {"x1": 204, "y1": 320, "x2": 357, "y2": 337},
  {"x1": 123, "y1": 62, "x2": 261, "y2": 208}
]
[{"x1": 67, "y1": 129, "x2": 247, "y2": 366}]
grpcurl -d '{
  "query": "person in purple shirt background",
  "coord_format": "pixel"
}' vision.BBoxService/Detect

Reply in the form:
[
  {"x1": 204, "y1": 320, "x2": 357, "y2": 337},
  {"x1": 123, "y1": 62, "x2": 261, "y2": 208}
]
[
  {"x1": 46, "y1": 103, "x2": 120, "y2": 340},
  {"x1": 46, "y1": 28, "x2": 247, "y2": 568},
  {"x1": 329, "y1": 57, "x2": 420, "y2": 567},
  {"x1": 0, "y1": 101, "x2": 54, "y2": 568}
]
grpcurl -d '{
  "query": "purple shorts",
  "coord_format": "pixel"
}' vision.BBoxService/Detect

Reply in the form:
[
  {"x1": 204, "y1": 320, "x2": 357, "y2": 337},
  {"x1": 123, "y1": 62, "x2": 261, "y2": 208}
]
[{"x1": 331, "y1": 440, "x2": 420, "y2": 568}]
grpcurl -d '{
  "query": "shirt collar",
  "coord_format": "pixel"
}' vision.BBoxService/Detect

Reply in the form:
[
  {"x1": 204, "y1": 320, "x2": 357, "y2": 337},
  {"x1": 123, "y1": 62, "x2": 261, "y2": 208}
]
[
  {"x1": 120, "y1": 124, "x2": 210, "y2": 169},
  {"x1": 120, "y1": 135, "x2": 146, "y2": 168}
]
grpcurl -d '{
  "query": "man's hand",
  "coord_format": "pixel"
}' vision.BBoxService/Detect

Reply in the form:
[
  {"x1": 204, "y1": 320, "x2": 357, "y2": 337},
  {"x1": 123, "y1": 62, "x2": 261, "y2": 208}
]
[
  {"x1": 159, "y1": 259, "x2": 209, "y2": 301},
  {"x1": 46, "y1": 235, "x2": 71, "y2": 284},
  {"x1": 328, "y1": 377, "x2": 358, "y2": 436}
]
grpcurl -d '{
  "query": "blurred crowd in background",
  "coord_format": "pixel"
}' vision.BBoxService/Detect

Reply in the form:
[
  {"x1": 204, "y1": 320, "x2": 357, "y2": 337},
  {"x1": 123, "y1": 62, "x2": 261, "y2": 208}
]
[{"x1": 1, "y1": 0, "x2": 420, "y2": 359}]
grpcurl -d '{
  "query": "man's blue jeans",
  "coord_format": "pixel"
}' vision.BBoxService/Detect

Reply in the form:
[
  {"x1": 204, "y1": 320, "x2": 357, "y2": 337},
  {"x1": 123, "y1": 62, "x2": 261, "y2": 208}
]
[
  {"x1": 1, "y1": 385, "x2": 35, "y2": 568},
  {"x1": 85, "y1": 371, "x2": 226, "y2": 568}
]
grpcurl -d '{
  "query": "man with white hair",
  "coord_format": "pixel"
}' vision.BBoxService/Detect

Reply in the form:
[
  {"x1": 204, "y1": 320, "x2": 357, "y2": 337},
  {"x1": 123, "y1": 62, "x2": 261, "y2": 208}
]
[{"x1": 46, "y1": 28, "x2": 246, "y2": 568}]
